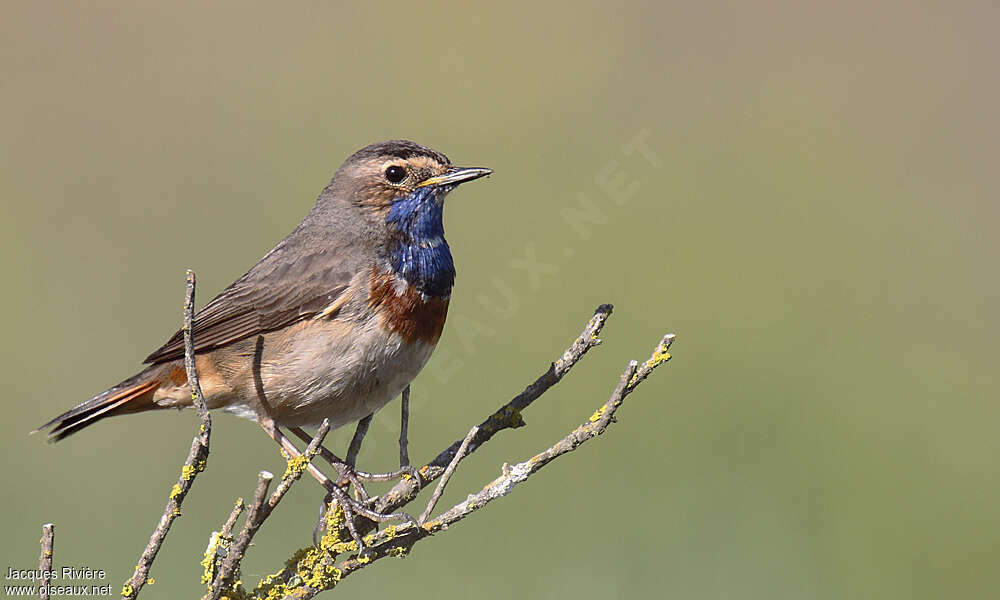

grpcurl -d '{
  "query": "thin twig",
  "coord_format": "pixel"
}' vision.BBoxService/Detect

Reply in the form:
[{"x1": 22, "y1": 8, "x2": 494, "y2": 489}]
[
  {"x1": 206, "y1": 472, "x2": 273, "y2": 600},
  {"x1": 39, "y1": 523, "x2": 54, "y2": 600},
  {"x1": 420, "y1": 360, "x2": 640, "y2": 528},
  {"x1": 268, "y1": 420, "x2": 331, "y2": 513},
  {"x1": 123, "y1": 270, "x2": 212, "y2": 600},
  {"x1": 399, "y1": 385, "x2": 411, "y2": 467},
  {"x1": 200, "y1": 499, "x2": 245, "y2": 592},
  {"x1": 626, "y1": 333, "x2": 676, "y2": 392},
  {"x1": 239, "y1": 473, "x2": 275, "y2": 545},
  {"x1": 219, "y1": 499, "x2": 245, "y2": 547},
  {"x1": 419, "y1": 426, "x2": 478, "y2": 523},
  {"x1": 183, "y1": 271, "x2": 211, "y2": 425}
]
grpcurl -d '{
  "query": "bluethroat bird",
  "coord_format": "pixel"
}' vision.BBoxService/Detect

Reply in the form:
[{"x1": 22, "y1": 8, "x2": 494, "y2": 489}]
[{"x1": 39, "y1": 140, "x2": 491, "y2": 518}]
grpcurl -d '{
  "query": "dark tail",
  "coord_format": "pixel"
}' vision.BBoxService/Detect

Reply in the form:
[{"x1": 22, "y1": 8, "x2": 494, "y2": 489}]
[{"x1": 37, "y1": 367, "x2": 165, "y2": 442}]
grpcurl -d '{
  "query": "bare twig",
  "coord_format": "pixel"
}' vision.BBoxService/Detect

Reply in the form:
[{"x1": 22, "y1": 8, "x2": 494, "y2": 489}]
[
  {"x1": 39, "y1": 523, "x2": 54, "y2": 600},
  {"x1": 399, "y1": 385, "x2": 411, "y2": 467},
  {"x1": 419, "y1": 426, "x2": 478, "y2": 523},
  {"x1": 123, "y1": 270, "x2": 212, "y2": 600}
]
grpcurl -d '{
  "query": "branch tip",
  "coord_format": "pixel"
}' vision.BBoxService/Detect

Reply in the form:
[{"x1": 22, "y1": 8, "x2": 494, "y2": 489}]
[
  {"x1": 39, "y1": 523, "x2": 54, "y2": 600},
  {"x1": 124, "y1": 271, "x2": 213, "y2": 600}
]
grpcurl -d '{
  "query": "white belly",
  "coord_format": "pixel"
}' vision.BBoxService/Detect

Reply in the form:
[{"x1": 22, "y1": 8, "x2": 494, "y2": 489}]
[{"x1": 224, "y1": 317, "x2": 436, "y2": 429}]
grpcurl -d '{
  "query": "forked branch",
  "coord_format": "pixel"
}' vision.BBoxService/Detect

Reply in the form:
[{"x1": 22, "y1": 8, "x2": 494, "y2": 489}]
[
  {"x1": 221, "y1": 305, "x2": 675, "y2": 599},
  {"x1": 39, "y1": 274, "x2": 674, "y2": 600}
]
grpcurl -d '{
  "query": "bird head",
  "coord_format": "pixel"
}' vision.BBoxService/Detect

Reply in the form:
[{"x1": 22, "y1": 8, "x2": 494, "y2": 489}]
[
  {"x1": 330, "y1": 140, "x2": 491, "y2": 218},
  {"x1": 319, "y1": 140, "x2": 491, "y2": 297}
]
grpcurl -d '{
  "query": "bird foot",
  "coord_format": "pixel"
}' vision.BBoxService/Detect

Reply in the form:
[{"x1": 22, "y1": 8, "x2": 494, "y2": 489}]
[
  {"x1": 352, "y1": 464, "x2": 423, "y2": 486},
  {"x1": 288, "y1": 426, "x2": 422, "y2": 497},
  {"x1": 312, "y1": 485, "x2": 418, "y2": 552}
]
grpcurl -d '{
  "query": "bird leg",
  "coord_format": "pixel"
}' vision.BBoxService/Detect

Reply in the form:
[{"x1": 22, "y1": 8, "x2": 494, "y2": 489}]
[
  {"x1": 345, "y1": 413, "x2": 372, "y2": 470},
  {"x1": 288, "y1": 426, "x2": 370, "y2": 501},
  {"x1": 341, "y1": 413, "x2": 422, "y2": 489},
  {"x1": 262, "y1": 425, "x2": 413, "y2": 557},
  {"x1": 399, "y1": 385, "x2": 410, "y2": 467},
  {"x1": 291, "y1": 392, "x2": 422, "y2": 492},
  {"x1": 256, "y1": 416, "x2": 338, "y2": 491},
  {"x1": 257, "y1": 418, "x2": 364, "y2": 549},
  {"x1": 345, "y1": 389, "x2": 423, "y2": 484},
  {"x1": 256, "y1": 416, "x2": 414, "y2": 553},
  {"x1": 358, "y1": 386, "x2": 424, "y2": 484},
  {"x1": 350, "y1": 386, "x2": 423, "y2": 484}
]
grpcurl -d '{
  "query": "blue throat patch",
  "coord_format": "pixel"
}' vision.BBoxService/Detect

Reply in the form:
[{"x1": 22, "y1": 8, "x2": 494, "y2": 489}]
[{"x1": 385, "y1": 187, "x2": 455, "y2": 297}]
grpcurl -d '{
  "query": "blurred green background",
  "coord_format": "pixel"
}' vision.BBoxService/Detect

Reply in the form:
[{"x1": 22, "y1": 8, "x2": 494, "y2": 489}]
[{"x1": 2, "y1": 1, "x2": 997, "y2": 598}]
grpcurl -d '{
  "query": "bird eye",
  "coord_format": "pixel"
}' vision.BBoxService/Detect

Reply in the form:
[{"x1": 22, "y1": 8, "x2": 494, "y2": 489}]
[{"x1": 384, "y1": 165, "x2": 407, "y2": 184}]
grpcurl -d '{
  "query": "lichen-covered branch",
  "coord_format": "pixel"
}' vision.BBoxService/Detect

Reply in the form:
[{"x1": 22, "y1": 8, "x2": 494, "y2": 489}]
[
  {"x1": 41, "y1": 296, "x2": 673, "y2": 600},
  {"x1": 205, "y1": 420, "x2": 331, "y2": 600},
  {"x1": 241, "y1": 306, "x2": 675, "y2": 599},
  {"x1": 122, "y1": 270, "x2": 213, "y2": 600},
  {"x1": 199, "y1": 498, "x2": 245, "y2": 592}
]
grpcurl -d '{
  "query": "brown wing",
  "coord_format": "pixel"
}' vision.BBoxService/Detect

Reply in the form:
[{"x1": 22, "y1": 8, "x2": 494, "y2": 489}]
[{"x1": 143, "y1": 235, "x2": 356, "y2": 364}]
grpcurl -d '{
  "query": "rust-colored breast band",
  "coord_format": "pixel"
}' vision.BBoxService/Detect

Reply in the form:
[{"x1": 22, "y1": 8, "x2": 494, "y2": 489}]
[{"x1": 368, "y1": 268, "x2": 449, "y2": 345}]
